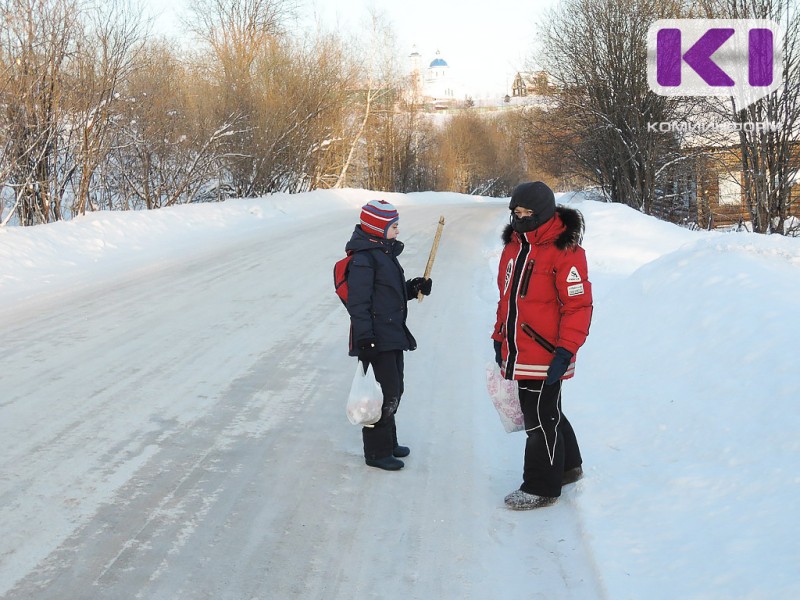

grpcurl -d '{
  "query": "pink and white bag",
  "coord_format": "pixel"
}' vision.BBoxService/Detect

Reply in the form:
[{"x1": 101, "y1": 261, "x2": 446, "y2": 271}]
[{"x1": 485, "y1": 362, "x2": 524, "y2": 433}]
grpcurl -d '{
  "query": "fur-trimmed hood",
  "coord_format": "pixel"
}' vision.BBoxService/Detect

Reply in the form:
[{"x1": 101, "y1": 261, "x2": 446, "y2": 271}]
[{"x1": 502, "y1": 206, "x2": 584, "y2": 250}]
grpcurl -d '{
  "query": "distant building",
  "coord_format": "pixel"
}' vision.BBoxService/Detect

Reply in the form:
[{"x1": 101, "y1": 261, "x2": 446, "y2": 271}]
[
  {"x1": 408, "y1": 46, "x2": 424, "y2": 98},
  {"x1": 407, "y1": 48, "x2": 460, "y2": 106},
  {"x1": 692, "y1": 144, "x2": 800, "y2": 229},
  {"x1": 512, "y1": 71, "x2": 555, "y2": 97},
  {"x1": 425, "y1": 51, "x2": 455, "y2": 102}
]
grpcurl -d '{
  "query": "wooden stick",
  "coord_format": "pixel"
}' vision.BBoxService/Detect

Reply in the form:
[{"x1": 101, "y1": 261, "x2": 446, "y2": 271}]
[{"x1": 418, "y1": 216, "x2": 445, "y2": 302}]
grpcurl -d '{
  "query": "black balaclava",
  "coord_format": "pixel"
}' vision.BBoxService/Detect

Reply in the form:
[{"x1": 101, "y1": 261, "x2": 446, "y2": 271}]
[{"x1": 509, "y1": 181, "x2": 556, "y2": 233}]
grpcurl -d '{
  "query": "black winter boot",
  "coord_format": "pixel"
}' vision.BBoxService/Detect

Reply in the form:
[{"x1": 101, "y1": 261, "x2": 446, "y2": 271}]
[
  {"x1": 389, "y1": 415, "x2": 410, "y2": 457},
  {"x1": 365, "y1": 456, "x2": 404, "y2": 470},
  {"x1": 393, "y1": 445, "x2": 410, "y2": 458},
  {"x1": 363, "y1": 421, "x2": 401, "y2": 470}
]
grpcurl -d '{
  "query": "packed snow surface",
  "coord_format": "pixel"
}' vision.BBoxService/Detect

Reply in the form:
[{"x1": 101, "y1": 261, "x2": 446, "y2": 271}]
[{"x1": 1, "y1": 189, "x2": 798, "y2": 599}]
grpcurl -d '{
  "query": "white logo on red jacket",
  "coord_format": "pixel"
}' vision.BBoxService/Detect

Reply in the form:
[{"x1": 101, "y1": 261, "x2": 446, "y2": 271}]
[
  {"x1": 503, "y1": 259, "x2": 514, "y2": 295},
  {"x1": 566, "y1": 266, "x2": 582, "y2": 283}
]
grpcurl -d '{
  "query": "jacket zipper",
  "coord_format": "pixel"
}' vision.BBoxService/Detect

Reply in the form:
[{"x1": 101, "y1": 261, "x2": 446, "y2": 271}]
[{"x1": 505, "y1": 237, "x2": 530, "y2": 379}]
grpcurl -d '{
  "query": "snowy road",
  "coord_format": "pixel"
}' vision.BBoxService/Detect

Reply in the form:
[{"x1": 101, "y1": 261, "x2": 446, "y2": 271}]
[{"x1": 0, "y1": 202, "x2": 604, "y2": 599}]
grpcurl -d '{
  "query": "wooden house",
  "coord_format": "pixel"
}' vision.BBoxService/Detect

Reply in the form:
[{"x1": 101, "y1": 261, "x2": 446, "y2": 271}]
[
  {"x1": 512, "y1": 71, "x2": 554, "y2": 98},
  {"x1": 694, "y1": 144, "x2": 800, "y2": 229}
]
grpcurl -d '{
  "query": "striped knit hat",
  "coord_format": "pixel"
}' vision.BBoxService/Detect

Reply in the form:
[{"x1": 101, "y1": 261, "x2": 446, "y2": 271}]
[{"x1": 360, "y1": 200, "x2": 399, "y2": 238}]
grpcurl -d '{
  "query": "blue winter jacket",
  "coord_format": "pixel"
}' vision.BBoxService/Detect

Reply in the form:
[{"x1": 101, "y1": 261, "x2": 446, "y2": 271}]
[{"x1": 345, "y1": 226, "x2": 418, "y2": 356}]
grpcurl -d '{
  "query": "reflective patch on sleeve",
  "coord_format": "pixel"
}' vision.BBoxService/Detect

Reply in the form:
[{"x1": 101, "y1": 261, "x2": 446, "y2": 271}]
[
  {"x1": 566, "y1": 266, "x2": 582, "y2": 283},
  {"x1": 567, "y1": 283, "x2": 585, "y2": 296}
]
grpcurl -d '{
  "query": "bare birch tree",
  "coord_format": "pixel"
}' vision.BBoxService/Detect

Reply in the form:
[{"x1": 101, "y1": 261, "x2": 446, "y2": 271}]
[
  {"x1": 70, "y1": 0, "x2": 146, "y2": 216},
  {"x1": 713, "y1": 0, "x2": 800, "y2": 233},
  {"x1": 334, "y1": 9, "x2": 400, "y2": 190}
]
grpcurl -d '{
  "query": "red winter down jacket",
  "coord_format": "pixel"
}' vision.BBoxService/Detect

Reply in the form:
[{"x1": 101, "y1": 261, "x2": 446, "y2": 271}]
[{"x1": 492, "y1": 207, "x2": 593, "y2": 380}]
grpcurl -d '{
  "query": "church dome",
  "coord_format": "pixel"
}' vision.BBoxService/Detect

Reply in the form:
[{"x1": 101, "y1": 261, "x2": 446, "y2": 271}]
[{"x1": 429, "y1": 50, "x2": 448, "y2": 68}]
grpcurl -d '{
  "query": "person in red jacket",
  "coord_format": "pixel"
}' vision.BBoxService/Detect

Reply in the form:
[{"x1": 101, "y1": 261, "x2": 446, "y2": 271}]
[{"x1": 492, "y1": 181, "x2": 593, "y2": 510}]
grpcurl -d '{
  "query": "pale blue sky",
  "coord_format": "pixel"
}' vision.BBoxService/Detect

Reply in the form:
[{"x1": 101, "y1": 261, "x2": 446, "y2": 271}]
[{"x1": 143, "y1": 0, "x2": 560, "y2": 96}]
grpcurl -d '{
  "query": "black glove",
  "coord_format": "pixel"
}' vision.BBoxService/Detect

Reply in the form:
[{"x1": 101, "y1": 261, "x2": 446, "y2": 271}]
[
  {"x1": 493, "y1": 340, "x2": 503, "y2": 367},
  {"x1": 406, "y1": 277, "x2": 433, "y2": 298},
  {"x1": 357, "y1": 337, "x2": 380, "y2": 362},
  {"x1": 545, "y1": 347, "x2": 573, "y2": 385}
]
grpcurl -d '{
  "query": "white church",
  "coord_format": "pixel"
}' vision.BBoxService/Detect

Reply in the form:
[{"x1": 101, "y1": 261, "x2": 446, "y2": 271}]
[{"x1": 407, "y1": 47, "x2": 462, "y2": 106}]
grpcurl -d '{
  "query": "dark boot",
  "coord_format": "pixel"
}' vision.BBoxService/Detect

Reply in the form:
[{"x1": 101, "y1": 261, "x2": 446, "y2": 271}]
[
  {"x1": 393, "y1": 445, "x2": 410, "y2": 458},
  {"x1": 389, "y1": 415, "x2": 410, "y2": 457},
  {"x1": 365, "y1": 456, "x2": 404, "y2": 470},
  {"x1": 363, "y1": 421, "x2": 401, "y2": 470}
]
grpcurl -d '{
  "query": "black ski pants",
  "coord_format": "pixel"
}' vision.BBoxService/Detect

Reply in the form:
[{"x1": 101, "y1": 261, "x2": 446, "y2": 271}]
[
  {"x1": 360, "y1": 350, "x2": 404, "y2": 459},
  {"x1": 518, "y1": 380, "x2": 582, "y2": 498}
]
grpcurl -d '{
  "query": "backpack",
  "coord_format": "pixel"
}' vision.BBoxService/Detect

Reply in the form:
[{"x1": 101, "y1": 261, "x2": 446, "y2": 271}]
[{"x1": 333, "y1": 251, "x2": 354, "y2": 305}]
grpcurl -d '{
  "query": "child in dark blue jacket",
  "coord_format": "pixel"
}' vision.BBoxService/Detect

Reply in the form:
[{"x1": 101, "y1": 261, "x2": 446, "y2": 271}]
[{"x1": 345, "y1": 200, "x2": 432, "y2": 470}]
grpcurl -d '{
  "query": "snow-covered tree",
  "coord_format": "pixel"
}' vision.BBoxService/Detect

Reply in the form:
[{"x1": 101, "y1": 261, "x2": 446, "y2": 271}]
[{"x1": 537, "y1": 0, "x2": 691, "y2": 214}]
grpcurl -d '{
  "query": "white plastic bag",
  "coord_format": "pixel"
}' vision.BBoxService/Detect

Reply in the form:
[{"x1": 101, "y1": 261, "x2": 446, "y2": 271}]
[
  {"x1": 485, "y1": 361, "x2": 524, "y2": 433},
  {"x1": 346, "y1": 361, "x2": 383, "y2": 426}
]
